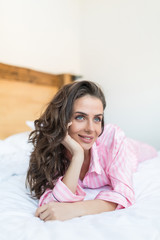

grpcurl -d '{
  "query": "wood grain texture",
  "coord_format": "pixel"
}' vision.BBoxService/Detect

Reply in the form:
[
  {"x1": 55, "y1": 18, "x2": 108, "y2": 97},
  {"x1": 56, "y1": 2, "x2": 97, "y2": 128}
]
[
  {"x1": 0, "y1": 63, "x2": 75, "y2": 139},
  {"x1": 0, "y1": 62, "x2": 74, "y2": 88},
  {"x1": 0, "y1": 79, "x2": 58, "y2": 139}
]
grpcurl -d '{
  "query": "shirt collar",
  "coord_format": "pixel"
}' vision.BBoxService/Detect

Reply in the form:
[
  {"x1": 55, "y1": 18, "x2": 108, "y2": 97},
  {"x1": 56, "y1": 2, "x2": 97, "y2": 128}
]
[{"x1": 88, "y1": 142, "x2": 102, "y2": 174}]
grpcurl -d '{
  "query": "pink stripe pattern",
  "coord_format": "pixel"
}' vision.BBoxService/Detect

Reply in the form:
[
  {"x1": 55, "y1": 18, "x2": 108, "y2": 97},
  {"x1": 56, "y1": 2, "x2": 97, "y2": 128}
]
[{"x1": 39, "y1": 124, "x2": 158, "y2": 209}]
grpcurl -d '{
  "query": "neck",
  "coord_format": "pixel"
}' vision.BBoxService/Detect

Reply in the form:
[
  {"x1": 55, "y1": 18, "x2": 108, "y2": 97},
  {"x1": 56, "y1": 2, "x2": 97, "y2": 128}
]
[
  {"x1": 79, "y1": 150, "x2": 91, "y2": 181},
  {"x1": 84, "y1": 150, "x2": 90, "y2": 163}
]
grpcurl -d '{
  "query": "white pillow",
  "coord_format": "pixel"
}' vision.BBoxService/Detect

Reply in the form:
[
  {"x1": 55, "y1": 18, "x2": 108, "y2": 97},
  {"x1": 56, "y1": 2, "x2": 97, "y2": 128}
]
[
  {"x1": 26, "y1": 121, "x2": 35, "y2": 130},
  {"x1": 0, "y1": 131, "x2": 33, "y2": 182},
  {"x1": 1, "y1": 131, "x2": 32, "y2": 153}
]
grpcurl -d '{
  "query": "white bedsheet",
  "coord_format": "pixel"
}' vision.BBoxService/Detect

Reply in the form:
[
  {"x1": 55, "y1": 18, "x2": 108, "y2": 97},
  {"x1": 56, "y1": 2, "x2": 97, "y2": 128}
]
[{"x1": 0, "y1": 132, "x2": 160, "y2": 240}]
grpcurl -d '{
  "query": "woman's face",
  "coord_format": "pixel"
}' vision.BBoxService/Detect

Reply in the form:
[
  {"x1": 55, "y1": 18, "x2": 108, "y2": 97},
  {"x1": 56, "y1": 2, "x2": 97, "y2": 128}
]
[{"x1": 68, "y1": 95, "x2": 104, "y2": 152}]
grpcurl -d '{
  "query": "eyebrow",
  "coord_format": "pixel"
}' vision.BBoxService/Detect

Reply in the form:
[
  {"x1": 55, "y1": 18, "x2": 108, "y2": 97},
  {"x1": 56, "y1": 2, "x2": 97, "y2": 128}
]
[{"x1": 74, "y1": 111, "x2": 103, "y2": 117}]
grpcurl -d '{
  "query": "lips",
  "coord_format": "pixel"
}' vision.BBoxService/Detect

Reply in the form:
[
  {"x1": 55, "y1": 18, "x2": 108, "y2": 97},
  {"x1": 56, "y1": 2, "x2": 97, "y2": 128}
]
[{"x1": 78, "y1": 134, "x2": 94, "y2": 143}]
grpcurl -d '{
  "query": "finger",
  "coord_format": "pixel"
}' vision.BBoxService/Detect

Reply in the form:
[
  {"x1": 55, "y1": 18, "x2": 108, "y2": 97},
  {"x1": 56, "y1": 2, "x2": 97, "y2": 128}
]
[
  {"x1": 44, "y1": 215, "x2": 53, "y2": 222},
  {"x1": 39, "y1": 210, "x2": 50, "y2": 221},
  {"x1": 35, "y1": 205, "x2": 47, "y2": 217}
]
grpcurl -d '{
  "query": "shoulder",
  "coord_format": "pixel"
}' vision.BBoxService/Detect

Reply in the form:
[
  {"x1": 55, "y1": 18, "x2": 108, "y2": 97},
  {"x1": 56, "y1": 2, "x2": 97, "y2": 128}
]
[{"x1": 96, "y1": 124, "x2": 126, "y2": 146}]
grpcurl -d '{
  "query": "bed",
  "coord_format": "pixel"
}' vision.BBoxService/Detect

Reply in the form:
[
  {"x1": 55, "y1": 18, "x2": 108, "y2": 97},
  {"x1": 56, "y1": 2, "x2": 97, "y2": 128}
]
[{"x1": 0, "y1": 63, "x2": 160, "y2": 240}]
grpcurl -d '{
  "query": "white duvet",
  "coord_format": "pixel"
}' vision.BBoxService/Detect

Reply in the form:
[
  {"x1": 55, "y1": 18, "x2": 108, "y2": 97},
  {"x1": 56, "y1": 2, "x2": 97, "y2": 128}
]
[{"x1": 0, "y1": 132, "x2": 160, "y2": 240}]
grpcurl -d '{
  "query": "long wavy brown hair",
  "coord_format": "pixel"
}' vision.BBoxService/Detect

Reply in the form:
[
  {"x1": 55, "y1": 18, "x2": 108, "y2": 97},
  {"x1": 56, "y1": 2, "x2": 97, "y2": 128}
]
[{"x1": 26, "y1": 80, "x2": 106, "y2": 199}]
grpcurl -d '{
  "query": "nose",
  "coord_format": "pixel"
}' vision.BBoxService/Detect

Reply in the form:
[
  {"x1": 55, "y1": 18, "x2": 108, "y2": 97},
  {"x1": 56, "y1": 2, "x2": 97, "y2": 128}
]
[{"x1": 85, "y1": 119, "x2": 94, "y2": 133}]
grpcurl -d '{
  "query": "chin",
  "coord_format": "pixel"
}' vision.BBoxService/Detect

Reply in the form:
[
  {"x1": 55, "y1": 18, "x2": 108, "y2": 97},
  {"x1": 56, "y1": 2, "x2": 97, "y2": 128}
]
[{"x1": 80, "y1": 143, "x2": 93, "y2": 151}]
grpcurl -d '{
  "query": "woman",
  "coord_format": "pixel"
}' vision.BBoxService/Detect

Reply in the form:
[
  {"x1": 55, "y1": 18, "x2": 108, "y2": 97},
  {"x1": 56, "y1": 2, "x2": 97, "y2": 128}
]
[{"x1": 26, "y1": 80, "x2": 157, "y2": 221}]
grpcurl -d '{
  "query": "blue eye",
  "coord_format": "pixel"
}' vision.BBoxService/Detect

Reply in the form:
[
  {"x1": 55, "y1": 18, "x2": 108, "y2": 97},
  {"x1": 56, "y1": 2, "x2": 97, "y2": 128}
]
[
  {"x1": 75, "y1": 115, "x2": 84, "y2": 120},
  {"x1": 94, "y1": 117, "x2": 102, "y2": 122}
]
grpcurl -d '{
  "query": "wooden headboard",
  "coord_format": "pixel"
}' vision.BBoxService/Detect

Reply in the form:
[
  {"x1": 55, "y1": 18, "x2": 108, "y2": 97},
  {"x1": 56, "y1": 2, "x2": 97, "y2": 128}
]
[{"x1": 0, "y1": 63, "x2": 75, "y2": 139}]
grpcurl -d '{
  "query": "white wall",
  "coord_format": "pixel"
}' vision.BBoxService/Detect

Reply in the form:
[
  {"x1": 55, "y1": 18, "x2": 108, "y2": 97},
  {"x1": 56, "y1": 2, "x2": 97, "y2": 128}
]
[
  {"x1": 0, "y1": 0, "x2": 160, "y2": 149},
  {"x1": 79, "y1": 0, "x2": 160, "y2": 149},
  {"x1": 0, "y1": 0, "x2": 80, "y2": 74}
]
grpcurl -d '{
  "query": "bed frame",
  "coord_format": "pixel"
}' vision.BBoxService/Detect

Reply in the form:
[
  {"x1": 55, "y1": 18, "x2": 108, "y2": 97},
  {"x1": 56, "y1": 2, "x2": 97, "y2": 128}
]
[{"x1": 0, "y1": 63, "x2": 75, "y2": 139}]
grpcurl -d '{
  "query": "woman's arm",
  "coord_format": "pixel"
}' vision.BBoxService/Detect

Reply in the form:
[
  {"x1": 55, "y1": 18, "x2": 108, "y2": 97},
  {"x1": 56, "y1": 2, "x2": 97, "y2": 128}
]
[
  {"x1": 61, "y1": 153, "x2": 84, "y2": 194},
  {"x1": 61, "y1": 123, "x2": 84, "y2": 194},
  {"x1": 35, "y1": 199, "x2": 117, "y2": 221},
  {"x1": 38, "y1": 123, "x2": 86, "y2": 206}
]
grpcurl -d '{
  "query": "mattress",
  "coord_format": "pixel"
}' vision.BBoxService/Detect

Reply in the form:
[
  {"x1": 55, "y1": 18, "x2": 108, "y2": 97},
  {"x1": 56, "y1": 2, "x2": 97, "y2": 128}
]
[{"x1": 0, "y1": 131, "x2": 160, "y2": 240}]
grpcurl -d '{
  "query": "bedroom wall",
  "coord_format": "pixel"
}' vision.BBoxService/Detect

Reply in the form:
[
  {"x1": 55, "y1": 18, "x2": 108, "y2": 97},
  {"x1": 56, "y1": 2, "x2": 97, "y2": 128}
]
[
  {"x1": 79, "y1": 0, "x2": 160, "y2": 149},
  {"x1": 0, "y1": 0, "x2": 80, "y2": 74},
  {"x1": 0, "y1": 0, "x2": 160, "y2": 149}
]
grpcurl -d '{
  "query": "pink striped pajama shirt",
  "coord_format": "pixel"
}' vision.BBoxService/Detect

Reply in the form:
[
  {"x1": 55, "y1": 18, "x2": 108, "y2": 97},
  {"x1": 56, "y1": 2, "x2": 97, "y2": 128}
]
[{"x1": 39, "y1": 124, "x2": 157, "y2": 209}]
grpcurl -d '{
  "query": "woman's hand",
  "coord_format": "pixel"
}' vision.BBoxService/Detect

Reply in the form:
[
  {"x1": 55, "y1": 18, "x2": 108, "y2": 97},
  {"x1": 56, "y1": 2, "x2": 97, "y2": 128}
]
[
  {"x1": 35, "y1": 202, "x2": 76, "y2": 222},
  {"x1": 62, "y1": 122, "x2": 84, "y2": 158}
]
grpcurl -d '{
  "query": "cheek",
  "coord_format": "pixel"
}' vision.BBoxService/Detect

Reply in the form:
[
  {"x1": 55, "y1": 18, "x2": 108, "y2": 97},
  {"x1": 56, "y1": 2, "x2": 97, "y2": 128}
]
[{"x1": 68, "y1": 122, "x2": 81, "y2": 135}]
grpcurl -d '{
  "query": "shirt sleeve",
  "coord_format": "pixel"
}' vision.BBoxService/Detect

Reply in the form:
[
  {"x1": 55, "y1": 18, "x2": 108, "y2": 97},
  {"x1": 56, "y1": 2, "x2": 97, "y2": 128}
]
[
  {"x1": 39, "y1": 177, "x2": 86, "y2": 206},
  {"x1": 95, "y1": 126, "x2": 137, "y2": 209}
]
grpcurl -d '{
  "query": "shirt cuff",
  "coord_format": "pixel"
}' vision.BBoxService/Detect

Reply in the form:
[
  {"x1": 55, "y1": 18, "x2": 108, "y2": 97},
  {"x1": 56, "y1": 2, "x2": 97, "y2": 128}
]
[
  {"x1": 39, "y1": 188, "x2": 55, "y2": 206},
  {"x1": 52, "y1": 177, "x2": 86, "y2": 202},
  {"x1": 95, "y1": 190, "x2": 135, "y2": 209}
]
